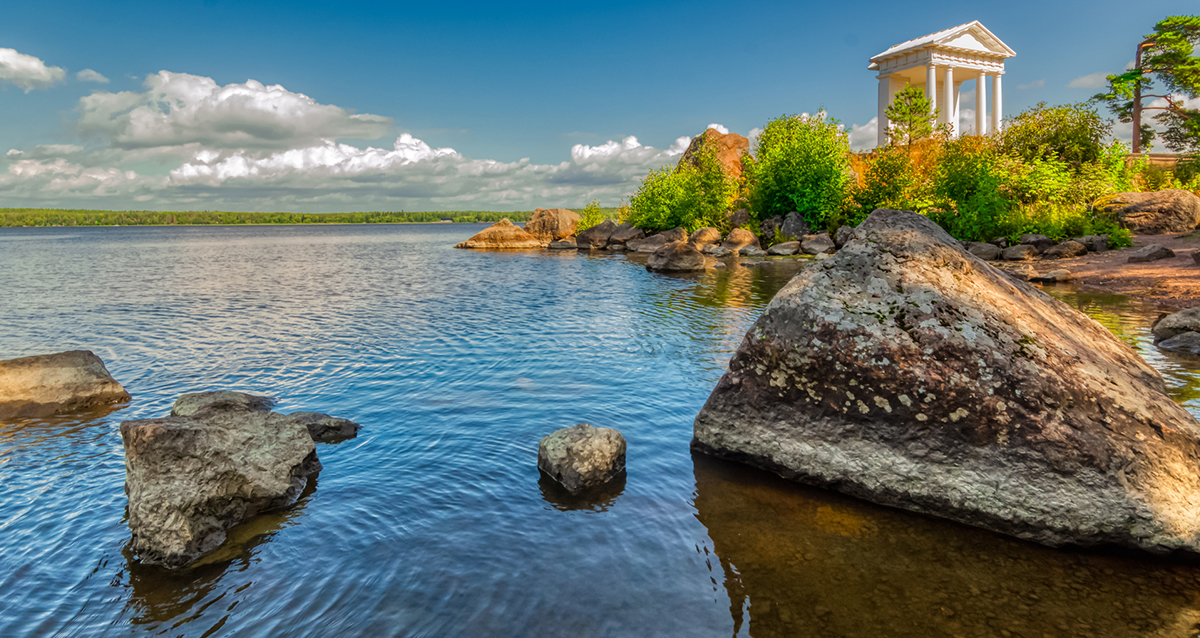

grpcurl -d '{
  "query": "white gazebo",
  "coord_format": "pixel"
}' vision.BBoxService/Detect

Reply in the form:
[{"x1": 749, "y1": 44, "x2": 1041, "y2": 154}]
[{"x1": 869, "y1": 21, "x2": 1015, "y2": 147}]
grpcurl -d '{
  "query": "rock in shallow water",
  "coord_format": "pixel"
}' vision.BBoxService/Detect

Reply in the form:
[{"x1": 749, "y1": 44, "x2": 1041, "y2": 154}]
[
  {"x1": 646, "y1": 240, "x2": 707, "y2": 272},
  {"x1": 692, "y1": 208, "x2": 1200, "y2": 555},
  {"x1": 537, "y1": 424, "x2": 626, "y2": 493},
  {"x1": 454, "y1": 219, "x2": 543, "y2": 250},
  {"x1": 1159, "y1": 332, "x2": 1200, "y2": 355},
  {"x1": 0, "y1": 350, "x2": 130, "y2": 419}
]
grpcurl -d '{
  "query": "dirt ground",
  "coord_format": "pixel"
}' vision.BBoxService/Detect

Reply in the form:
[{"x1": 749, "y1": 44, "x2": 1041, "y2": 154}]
[{"x1": 994, "y1": 233, "x2": 1200, "y2": 310}]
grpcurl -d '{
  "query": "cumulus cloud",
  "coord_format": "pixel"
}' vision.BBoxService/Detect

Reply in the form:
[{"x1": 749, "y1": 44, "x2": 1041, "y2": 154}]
[
  {"x1": 747, "y1": 127, "x2": 763, "y2": 153},
  {"x1": 706, "y1": 123, "x2": 729, "y2": 134},
  {"x1": 1017, "y1": 79, "x2": 1045, "y2": 90},
  {"x1": 0, "y1": 47, "x2": 66, "y2": 92},
  {"x1": 78, "y1": 71, "x2": 393, "y2": 151},
  {"x1": 76, "y1": 69, "x2": 109, "y2": 84},
  {"x1": 1068, "y1": 72, "x2": 1109, "y2": 89},
  {"x1": 847, "y1": 118, "x2": 877, "y2": 151}
]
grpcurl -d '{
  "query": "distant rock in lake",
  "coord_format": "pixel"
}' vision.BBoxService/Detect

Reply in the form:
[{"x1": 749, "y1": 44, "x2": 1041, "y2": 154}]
[
  {"x1": 454, "y1": 219, "x2": 543, "y2": 249},
  {"x1": 0, "y1": 350, "x2": 130, "y2": 419},
  {"x1": 693, "y1": 208, "x2": 1200, "y2": 555}
]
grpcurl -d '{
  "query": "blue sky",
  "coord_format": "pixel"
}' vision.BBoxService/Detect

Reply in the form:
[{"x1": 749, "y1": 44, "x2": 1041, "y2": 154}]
[{"x1": 0, "y1": 0, "x2": 1195, "y2": 212}]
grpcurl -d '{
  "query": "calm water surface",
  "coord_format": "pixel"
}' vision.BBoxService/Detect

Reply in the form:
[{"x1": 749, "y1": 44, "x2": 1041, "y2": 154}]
[{"x1": 2, "y1": 224, "x2": 1200, "y2": 638}]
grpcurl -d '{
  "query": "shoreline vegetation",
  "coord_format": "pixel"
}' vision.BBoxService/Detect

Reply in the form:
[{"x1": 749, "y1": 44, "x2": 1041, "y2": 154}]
[{"x1": 0, "y1": 207, "x2": 619, "y2": 228}]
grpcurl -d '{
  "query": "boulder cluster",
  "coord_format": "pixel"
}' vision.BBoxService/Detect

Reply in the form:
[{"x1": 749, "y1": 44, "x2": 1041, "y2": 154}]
[{"x1": 1153, "y1": 308, "x2": 1200, "y2": 356}]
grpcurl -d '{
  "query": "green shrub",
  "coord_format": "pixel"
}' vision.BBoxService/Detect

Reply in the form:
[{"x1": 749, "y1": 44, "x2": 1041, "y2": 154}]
[
  {"x1": 578, "y1": 199, "x2": 606, "y2": 231},
  {"x1": 929, "y1": 136, "x2": 1011, "y2": 240},
  {"x1": 625, "y1": 141, "x2": 736, "y2": 232},
  {"x1": 745, "y1": 113, "x2": 851, "y2": 229},
  {"x1": 998, "y1": 102, "x2": 1112, "y2": 165}
]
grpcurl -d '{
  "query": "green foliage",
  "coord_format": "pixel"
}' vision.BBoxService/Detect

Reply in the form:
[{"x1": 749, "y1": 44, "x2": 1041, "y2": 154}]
[
  {"x1": 885, "y1": 84, "x2": 938, "y2": 150},
  {"x1": 998, "y1": 102, "x2": 1112, "y2": 165},
  {"x1": 577, "y1": 199, "x2": 606, "y2": 231},
  {"x1": 1093, "y1": 15, "x2": 1200, "y2": 152},
  {"x1": 625, "y1": 139, "x2": 737, "y2": 232},
  {"x1": 0, "y1": 209, "x2": 537, "y2": 227},
  {"x1": 744, "y1": 112, "x2": 851, "y2": 229},
  {"x1": 846, "y1": 146, "x2": 921, "y2": 226},
  {"x1": 929, "y1": 136, "x2": 1010, "y2": 240}
]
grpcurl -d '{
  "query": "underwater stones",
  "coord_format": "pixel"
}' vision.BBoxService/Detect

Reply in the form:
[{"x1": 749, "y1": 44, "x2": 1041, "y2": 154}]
[
  {"x1": 454, "y1": 219, "x2": 543, "y2": 250},
  {"x1": 967, "y1": 242, "x2": 1002, "y2": 261},
  {"x1": 1002, "y1": 245, "x2": 1038, "y2": 261},
  {"x1": 647, "y1": 240, "x2": 707, "y2": 272},
  {"x1": 537, "y1": 424, "x2": 626, "y2": 493},
  {"x1": 1128, "y1": 244, "x2": 1175, "y2": 263},
  {"x1": 0, "y1": 350, "x2": 130, "y2": 419},
  {"x1": 721, "y1": 228, "x2": 759, "y2": 252},
  {"x1": 692, "y1": 208, "x2": 1200, "y2": 554},
  {"x1": 575, "y1": 219, "x2": 619, "y2": 250},
  {"x1": 1106, "y1": 189, "x2": 1200, "y2": 235},
  {"x1": 523, "y1": 208, "x2": 580, "y2": 244}
]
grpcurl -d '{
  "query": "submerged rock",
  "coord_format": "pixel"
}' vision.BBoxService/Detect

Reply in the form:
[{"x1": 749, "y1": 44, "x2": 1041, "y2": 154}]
[
  {"x1": 692, "y1": 208, "x2": 1200, "y2": 554},
  {"x1": 647, "y1": 240, "x2": 707, "y2": 272},
  {"x1": 537, "y1": 424, "x2": 626, "y2": 493},
  {"x1": 281, "y1": 411, "x2": 362, "y2": 443},
  {"x1": 0, "y1": 350, "x2": 130, "y2": 419},
  {"x1": 121, "y1": 410, "x2": 321, "y2": 568},
  {"x1": 1106, "y1": 189, "x2": 1200, "y2": 235},
  {"x1": 523, "y1": 208, "x2": 580, "y2": 244},
  {"x1": 454, "y1": 219, "x2": 543, "y2": 250}
]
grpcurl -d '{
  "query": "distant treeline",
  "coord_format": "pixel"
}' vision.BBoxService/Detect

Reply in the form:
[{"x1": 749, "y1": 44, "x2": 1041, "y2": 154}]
[{"x1": 0, "y1": 209, "x2": 546, "y2": 227}]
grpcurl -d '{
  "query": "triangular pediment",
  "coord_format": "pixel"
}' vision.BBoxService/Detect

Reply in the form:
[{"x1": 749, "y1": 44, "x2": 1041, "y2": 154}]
[{"x1": 870, "y1": 21, "x2": 1015, "y2": 64}]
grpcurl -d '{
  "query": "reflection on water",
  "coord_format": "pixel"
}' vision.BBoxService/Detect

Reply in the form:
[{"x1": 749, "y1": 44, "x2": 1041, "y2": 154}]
[{"x1": 2, "y1": 226, "x2": 1200, "y2": 637}]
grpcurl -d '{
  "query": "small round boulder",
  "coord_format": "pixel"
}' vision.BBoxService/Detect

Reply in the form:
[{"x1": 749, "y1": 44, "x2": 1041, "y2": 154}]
[{"x1": 537, "y1": 424, "x2": 626, "y2": 493}]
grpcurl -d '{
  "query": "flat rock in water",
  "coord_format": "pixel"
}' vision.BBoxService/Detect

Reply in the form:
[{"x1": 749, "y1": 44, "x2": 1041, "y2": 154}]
[
  {"x1": 0, "y1": 350, "x2": 130, "y2": 419},
  {"x1": 1152, "y1": 307, "x2": 1200, "y2": 343},
  {"x1": 455, "y1": 219, "x2": 543, "y2": 250},
  {"x1": 1128, "y1": 244, "x2": 1175, "y2": 263},
  {"x1": 1042, "y1": 240, "x2": 1087, "y2": 259},
  {"x1": 575, "y1": 219, "x2": 619, "y2": 249},
  {"x1": 1106, "y1": 189, "x2": 1200, "y2": 234},
  {"x1": 646, "y1": 240, "x2": 706, "y2": 272},
  {"x1": 121, "y1": 409, "x2": 321, "y2": 568},
  {"x1": 967, "y1": 242, "x2": 1002, "y2": 261},
  {"x1": 537, "y1": 423, "x2": 626, "y2": 493},
  {"x1": 523, "y1": 208, "x2": 580, "y2": 244},
  {"x1": 1159, "y1": 332, "x2": 1200, "y2": 355},
  {"x1": 692, "y1": 208, "x2": 1200, "y2": 554},
  {"x1": 768, "y1": 241, "x2": 800, "y2": 256},
  {"x1": 1002, "y1": 245, "x2": 1038, "y2": 261}
]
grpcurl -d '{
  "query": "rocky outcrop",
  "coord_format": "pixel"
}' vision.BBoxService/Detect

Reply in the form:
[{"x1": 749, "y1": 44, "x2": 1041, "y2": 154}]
[
  {"x1": 627, "y1": 227, "x2": 687, "y2": 253},
  {"x1": 678, "y1": 128, "x2": 750, "y2": 182},
  {"x1": 121, "y1": 408, "x2": 321, "y2": 568},
  {"x1": 1129, "y1": 244, "x2": 1175, "y2": 263},
  {"x1": 967, "y1": 242, "x2": 1002, "y2": 261},
  {"x1": 646, "y1": 240, "x2": 707, "y2": 272},
  {"x1": 537, "y1": 424, "x2": 626, "y2": 493},
  {"x1": 455, "y1": 219, "x2": 543, "y2": 250},
  {"x1": 0, "y1": 350, "x2": 130, "y2": 419},
  {"x1": 721, "y1": 228, "x2": 759, "y2": 252},
  {"x1": 800, "y1": 234, "x2": 835, "y2": 255},
  {"x1": 1106, "y1": 189, "x2": 1200, "y2": 234},
  {"x1": 783, "y1": 212, "x2": 813, "y2": 240},
  {"x1": 1152, "y1": 307, "x2": 1200, "y2": 343},
  {"x1": 1042, "y1": 240, "x2": 1087, "y2": 259},
  {"x1": 688, "y1": 227, "x2": 722, "y2": 249},
  {"x1": 575, "y1": 219, "x2": 619, "y2": 250},
  {"x1": 608, "y1": 222, "x2": 645, "y2": 245},
  {"x1": 523, "y1": 208, "x2": 580, "y2": 244},
  {"x1": 692, "y1": 208, "x2": 1200, "y2": 554}
]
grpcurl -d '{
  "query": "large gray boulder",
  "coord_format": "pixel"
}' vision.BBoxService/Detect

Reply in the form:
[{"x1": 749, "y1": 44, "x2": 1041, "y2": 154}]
[
  {"x1": 1129, "y1": 244, "x2": 1175, "y2": 263},
  {"x1": 1152, "y1": 307, "x2": 1200, "y2": 343},
  {"x1": 575, "y1": 219, "x2": 619, "y2": 249},
  {"x1": 537, "y1": 424, "x2": 626, "y2": 493},
  {"x1": 646, "y1": 240, "x2": 706, "y2": 272},
  {"x1": 0, "y1": 350, "x2": 130, "y2": 419},
  {"x1": 967, "y1": 242, "x2": 1002, "y2": 261},
  {"x1": 692, "y1": 208, "x2": 1200, "y2": 554},
  {"x1": 121, "y1": 409, "x2": 321, "y2": 568},
  {"x1": 781, "y1": 212, "x2": 812, "y2": 240},
  {"x1": 767, "y1": 241, "x2": 801, "y2": 256},
  {"x1": 1106, "y1": 189, "x2": 1200, "y2": 234},
  {"x1": 626, "y1": 227, "x2": 686, "y2": 253}
]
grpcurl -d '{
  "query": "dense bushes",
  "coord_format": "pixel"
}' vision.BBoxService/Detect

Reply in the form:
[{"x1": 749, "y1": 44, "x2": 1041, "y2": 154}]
[
  {"x1": 577, "y1": 199, "x2": 606, "y2": 231},
  {"x1": 624, "y1": 140, "x2": 737, "y2": 232},
  {"x1": 744, "y1": 113, "x2": 851, "y2": 229}
]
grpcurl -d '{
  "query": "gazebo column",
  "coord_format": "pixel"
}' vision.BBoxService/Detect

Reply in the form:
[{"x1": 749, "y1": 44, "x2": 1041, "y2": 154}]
[
  {"x1": 992, "y1": 74, "x2": 1003, "y2": 133},
  {"x1": 976, "y1": 73, "x2": 988, "y2": 135},
  {"x1": 926, "y1": 64, "x2": 938, "y2": 116},
  {"x1": 877, "y1": 75, "x2": 890, "y2": 147},
  {"x1": 943, "y1": 67, "x2": 955, "y2": 136}
]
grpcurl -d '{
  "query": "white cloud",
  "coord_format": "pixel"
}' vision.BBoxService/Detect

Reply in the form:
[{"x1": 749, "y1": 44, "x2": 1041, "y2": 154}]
[
  {"x1": 78, "y1": 71, "x2": 393, "y2": 151},
  {"x1": 0, "y1": 47, "x2": 66, "y2": 92},
  {"x1": 706, "y1": 123, "x2": 729, "y2": 134},
  {"x1": 848, "y1": 118, "x2": 877, "y2": 151},
  {"x1": 76, "y1": 69, "x2": 109, "y2": 84},
  {"x1": 747, "y1": 127, "x2": 763, "y2": 153},
  {"x1": 1068, "y1": 72, "x2": 1109, "y2": 89},
  {"x1": 1017, "y1": 79, "x2": 1045, "y2": 90}
]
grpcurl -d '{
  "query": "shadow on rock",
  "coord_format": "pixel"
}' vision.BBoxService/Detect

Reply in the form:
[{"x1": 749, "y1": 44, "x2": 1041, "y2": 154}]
[
  {"x1": 691, "y1": 451, "x2": 1200, "y2": 638},
  {"x1": 538, "y1": 470, "x2": 625, "y2": 512}
]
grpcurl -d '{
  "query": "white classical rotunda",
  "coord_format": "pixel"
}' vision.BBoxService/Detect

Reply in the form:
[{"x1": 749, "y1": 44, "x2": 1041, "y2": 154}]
[{"x1": 869, "y1": 21, "x2": 1015, "y2": 147}]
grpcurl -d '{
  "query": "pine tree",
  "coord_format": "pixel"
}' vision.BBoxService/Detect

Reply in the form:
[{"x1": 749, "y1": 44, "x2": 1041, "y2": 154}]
[{"x1": 885, "y1": 84, "x2": 940, "y2": 153}]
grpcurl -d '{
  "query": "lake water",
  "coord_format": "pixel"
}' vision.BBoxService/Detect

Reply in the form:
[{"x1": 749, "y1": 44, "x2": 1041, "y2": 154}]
[{"x1": 2, "y1": 224, "x2": 1200, "y2": 638}]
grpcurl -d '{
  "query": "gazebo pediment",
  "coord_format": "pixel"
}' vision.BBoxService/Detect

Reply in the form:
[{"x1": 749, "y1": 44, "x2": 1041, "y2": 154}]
[{"x1": 868, "y1": 21, "x2": 1015, "y2": 71}]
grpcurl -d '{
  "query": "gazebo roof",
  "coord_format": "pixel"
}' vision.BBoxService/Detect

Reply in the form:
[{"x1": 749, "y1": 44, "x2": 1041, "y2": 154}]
[{"x1": 868, "y1": 21, "x2": 1015, "y2": 70}]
